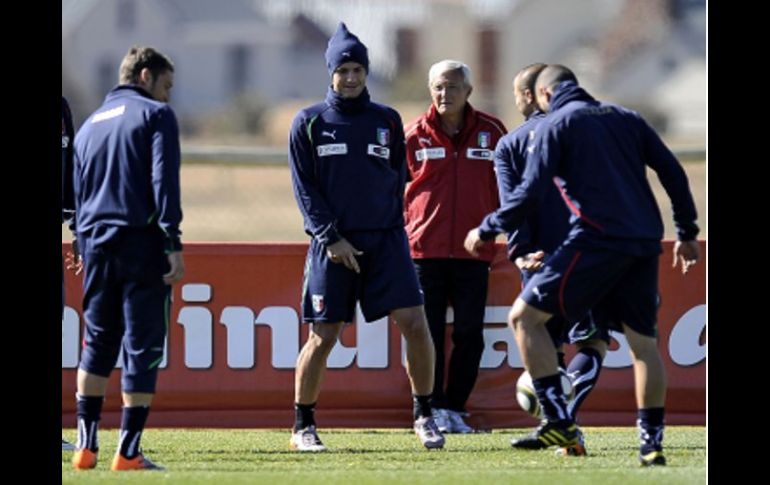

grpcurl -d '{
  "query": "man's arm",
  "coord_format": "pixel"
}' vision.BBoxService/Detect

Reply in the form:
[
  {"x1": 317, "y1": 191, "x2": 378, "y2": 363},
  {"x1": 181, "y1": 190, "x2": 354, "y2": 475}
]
[
  {"x1": 493, "y1": 137, "x2": 535, "y2": 259},
  {"x1": 640, "y1": 118, "x2": 699, "y2": 274},
  {"x1": 641, "y1": 119, "x2": 699, "y2": 242},
  {"x1": 388, "y1": 109, "x2": 408, "y2": 194},
  {"x1": 288, "y1": 113, "x2": 342, "y2": 246},
  {"x1": 62, "y1": 97, "x2": 77, "y2": 226},
  {"x1": 62, "y1": 97, "x2": 82, "y2": 273},
  {"x1": 480, "y1": 125, "x2": 557, "y2": 239},
  {"x1": 466, "y1": 128, "x2": 556, "y2": 256},
  {"x1": 151, "y1": 105, "x2": 183, "y2": 254}
]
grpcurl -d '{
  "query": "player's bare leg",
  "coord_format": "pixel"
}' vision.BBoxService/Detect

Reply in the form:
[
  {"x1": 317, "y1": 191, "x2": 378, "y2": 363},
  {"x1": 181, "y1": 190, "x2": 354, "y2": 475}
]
[{"x1": 392, "y1": 306, "x2": 444, "y2": 449}]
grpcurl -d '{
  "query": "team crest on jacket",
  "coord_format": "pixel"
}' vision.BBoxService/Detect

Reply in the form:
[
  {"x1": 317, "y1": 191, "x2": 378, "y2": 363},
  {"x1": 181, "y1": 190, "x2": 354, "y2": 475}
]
[
  {"x1": 377, "y1": 128, "x2": 390, "y2": 146},
  {"x1": 478, "y1": 131, "x2": 490, "y2": 148},
  {"x1": 312, "y1": 294, "x2": 325, "y2": 313}
]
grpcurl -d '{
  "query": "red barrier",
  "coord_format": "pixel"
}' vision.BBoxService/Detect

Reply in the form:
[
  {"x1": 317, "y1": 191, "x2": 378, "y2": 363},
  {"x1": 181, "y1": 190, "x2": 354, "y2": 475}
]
[{"x1": 62, "y1": 241, "x2": 705, "y2": 429}]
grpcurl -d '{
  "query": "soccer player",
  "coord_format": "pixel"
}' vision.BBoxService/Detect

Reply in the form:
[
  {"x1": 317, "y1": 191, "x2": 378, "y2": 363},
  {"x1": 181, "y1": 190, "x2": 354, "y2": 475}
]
[
  {"x1": 465, "y1": 64, "x2": 699, "y2": 466},
  {"x1": 70, "y1": 46, "x2": 185, "y2": 471},
  {"x1": 403, "y1": 59, "x2": 506, "y2": 433},
  {"x1": 61, "y1": 96, "x2": 77, "y2": 452},
  {"x1": 494, "y1": 63, "x2": 610, "y2": 456},
  {"x1": 288, "y1": 22, "x2": 444, "y2": 451}
]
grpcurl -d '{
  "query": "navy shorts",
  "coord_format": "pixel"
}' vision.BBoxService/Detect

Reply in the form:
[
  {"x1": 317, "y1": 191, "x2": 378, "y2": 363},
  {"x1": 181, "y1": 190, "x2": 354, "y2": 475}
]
[
  {"x1": 78, "y1": 227, "x2": 170, "y2": 393},
  {"x1": 520, "y1": 244, "x2": 660, "y2": 338},
  {"x1": 522, "y1": 269, "x2": 610, "y2": 347},
  {"x1": 302, "y1": 228, "x2": 424, "y2": 323},
  {"x1": 565, "y1": 309, "x2": 611, "y2": 344}
]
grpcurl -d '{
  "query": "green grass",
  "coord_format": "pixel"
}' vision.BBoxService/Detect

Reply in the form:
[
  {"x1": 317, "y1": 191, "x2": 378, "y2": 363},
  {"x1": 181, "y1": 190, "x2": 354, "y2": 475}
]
[{"x1": 62, "y1": 426, "x2": 706, "y2": 484}]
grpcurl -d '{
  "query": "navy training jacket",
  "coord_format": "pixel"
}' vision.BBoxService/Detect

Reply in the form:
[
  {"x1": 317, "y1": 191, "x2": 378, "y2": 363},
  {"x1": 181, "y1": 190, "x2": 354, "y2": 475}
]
[
  {"x1": 494, "y1": 110, "x2": 571, "y2": 260},
  {"x1": 289, "y1": 87, "x2": 407, "y2": 246},
  {"x1": 481, "y1": 81, "x2": 698, "y2": 255},
  {"x1": 73, "y1": 85, "x2": 182, "y2": 252}
]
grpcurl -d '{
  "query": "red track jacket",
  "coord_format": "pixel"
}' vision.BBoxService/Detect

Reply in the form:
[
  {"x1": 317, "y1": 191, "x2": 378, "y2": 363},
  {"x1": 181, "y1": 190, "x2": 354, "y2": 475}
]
[{"x1": 404, "y1": 103, "x2": 507, "y2": 262}]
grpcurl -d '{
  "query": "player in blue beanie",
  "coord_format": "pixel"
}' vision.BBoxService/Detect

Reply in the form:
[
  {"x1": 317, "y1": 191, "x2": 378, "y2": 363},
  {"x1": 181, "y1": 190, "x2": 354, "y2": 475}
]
[
  {"x1": 288, "y1": 22, "x2": 445, "y2": 452},
  {"x1": 325, "y1": 22, "x2": 369, "y2": 75}
]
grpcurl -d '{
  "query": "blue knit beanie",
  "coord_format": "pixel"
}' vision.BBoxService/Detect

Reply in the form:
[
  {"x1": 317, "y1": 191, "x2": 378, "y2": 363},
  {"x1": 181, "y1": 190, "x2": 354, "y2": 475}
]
[{"x1": 325, "y1": 22, "x2": 369, "y2": 75}]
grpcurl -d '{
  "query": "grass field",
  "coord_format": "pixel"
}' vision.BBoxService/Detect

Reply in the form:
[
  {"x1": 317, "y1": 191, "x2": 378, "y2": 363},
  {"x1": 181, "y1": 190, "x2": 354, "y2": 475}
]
[{"x1": 62, "y1": 426, "x2": 706, "y2": 484}]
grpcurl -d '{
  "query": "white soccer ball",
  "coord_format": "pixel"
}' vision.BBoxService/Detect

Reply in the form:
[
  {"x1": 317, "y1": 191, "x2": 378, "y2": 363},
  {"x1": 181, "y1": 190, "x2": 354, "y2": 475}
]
[{"x1": 515, "y1": 369, "x2": 574, "y2": 419}]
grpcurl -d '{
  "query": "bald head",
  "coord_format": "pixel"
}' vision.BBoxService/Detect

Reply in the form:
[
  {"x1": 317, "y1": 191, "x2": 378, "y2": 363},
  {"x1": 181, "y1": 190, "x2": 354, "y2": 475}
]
[
  {"x1": 534, "y1": 64, "x2": 578, "y2": 112},
  {"x1": 534, "y1": 64, "x2": 577, "y2": 93},
  {"x1": 515, "y1": 63, "x2": 547, "y2": 93}
]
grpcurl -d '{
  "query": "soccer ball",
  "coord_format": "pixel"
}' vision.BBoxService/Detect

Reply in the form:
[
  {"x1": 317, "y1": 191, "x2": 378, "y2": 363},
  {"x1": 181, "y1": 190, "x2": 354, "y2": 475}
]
[{"x1": 515, "y1": 369, "x2": 574, "y2": 419}]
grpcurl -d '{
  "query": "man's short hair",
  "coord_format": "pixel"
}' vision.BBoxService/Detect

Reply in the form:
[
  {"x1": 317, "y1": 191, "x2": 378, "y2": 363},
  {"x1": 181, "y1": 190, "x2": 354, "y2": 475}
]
[
  {"x1": 516, "y1": 63, "x2": 547, "y2": 93},
  {"x1": 119, "y1": 46, "x2": 174, "y2": 85},
  {"x1": 428, "y1": 60, "x2": 472, "y2": 87}
]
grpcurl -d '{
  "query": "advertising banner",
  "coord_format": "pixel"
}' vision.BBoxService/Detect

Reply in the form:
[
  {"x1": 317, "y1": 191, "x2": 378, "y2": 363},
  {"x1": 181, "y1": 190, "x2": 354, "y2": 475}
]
[{"x1": 62, "y1": 242, "x2": 705, "y2": 429}]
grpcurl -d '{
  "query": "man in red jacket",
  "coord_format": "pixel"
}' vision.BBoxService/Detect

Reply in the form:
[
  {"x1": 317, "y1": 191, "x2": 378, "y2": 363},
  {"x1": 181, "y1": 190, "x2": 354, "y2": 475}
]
[{"x1": 404, "y1": 59, "x2": 507, "y2": 433}]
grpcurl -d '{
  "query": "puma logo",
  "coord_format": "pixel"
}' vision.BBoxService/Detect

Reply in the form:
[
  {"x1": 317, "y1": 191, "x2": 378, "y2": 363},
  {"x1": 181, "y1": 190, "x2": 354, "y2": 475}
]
[
  {"x1": 532, "y1": 286, "x2": 547, "y2": 300},
  {"x1": 322, "y1": 130, "x2": 336, "y2": 140},
  {"x1": 418, "y1": 136, "x2": 432, "y2": 146}
]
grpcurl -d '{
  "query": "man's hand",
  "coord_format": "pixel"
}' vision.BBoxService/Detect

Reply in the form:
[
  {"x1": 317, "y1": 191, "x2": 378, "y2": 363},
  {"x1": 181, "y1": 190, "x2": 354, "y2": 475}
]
[
  {"x1": 464, "y1": 228, "x2": 483, "y2": 257},
  {"x1": 515, "y1": 250, "x2": 546, "y2": 272},
  {"x1": 673, "y1": 240, "x2": 699, "y2": 275},
  {"x1": 65, "y1": 238, "x2": 83, "y2": 275},
  {"x1": 163, "y1": 251, "x2": 185, "y2": 285},
  {"x1": 326, "y1": 238, "x2": 363, "y2": 273}
]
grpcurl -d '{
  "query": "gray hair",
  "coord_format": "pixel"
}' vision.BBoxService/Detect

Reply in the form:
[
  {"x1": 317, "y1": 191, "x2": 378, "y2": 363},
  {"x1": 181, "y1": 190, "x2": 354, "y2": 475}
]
[{"x1": 428, "y1": 59, "x2": 472, "y2": 87}]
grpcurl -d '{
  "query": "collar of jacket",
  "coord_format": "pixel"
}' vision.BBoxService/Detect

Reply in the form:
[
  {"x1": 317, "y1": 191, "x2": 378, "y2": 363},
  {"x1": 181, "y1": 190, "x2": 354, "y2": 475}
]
[
  {"x1": 106, "y1": 84, "x2": 157, "y2": 102},
  {"x1": 325, "y1": 85, "x2": 371, "y2": 114},
  {"x1": 424, "y1": 102, "x2": 479, "y2": 147},
  {"x1": 525, "y1": 109, "x2": 546, "y2": 122},
  {"x1": 548, "y1": 81, "x2": 597, "y2": 112}
]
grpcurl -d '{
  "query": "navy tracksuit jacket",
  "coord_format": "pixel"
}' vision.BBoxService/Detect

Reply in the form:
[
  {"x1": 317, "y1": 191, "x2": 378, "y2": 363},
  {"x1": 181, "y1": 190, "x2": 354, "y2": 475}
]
[
  {"x1": 288, "y1": 86, "x2": 407, "y2": 245},
  {"x1": 73, "y1": 85, "x2": 182, "y2": 252},
  {"x1": 494, "y1": 110, "x2": 571, "y2": 260},
  {"x1": 480, "y1": 81, "x2": 698, "y2": 254}
]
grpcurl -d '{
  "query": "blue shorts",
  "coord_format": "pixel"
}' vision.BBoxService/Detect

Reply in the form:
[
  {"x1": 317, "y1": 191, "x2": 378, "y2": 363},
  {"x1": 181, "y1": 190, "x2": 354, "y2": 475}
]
[
  {"x1": 78, "y1": 227, "x2": 170, "y2": 393},
  {"x1": 302, "y1": 228, "x2": 424, "y2": 323},
  {"x1": 522, "y1": 269, "x2": 610, "y2": 347},
  {"x1": 520, "y1": 244, "x2": 659, "y2": 337}
]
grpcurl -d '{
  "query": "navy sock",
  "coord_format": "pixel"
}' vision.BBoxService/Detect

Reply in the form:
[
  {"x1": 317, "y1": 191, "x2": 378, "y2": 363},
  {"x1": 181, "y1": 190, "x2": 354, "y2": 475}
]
[
  {"x1": 294, "y1": 402, "x2": 316, "y2": 431},
  {"x1": 638, "y1": 407, "x2": 665, "y2": 454},
  {"x1": 75, "y1": 394, "x2": 104, "y2": 451},
  {"x1": 532, "y1": 373, "x2": 572, "y2": 423},
  {"x1": 566, "y1": 347, "x2": 603, "y2": 420},
  {"x1": 413, "y1": 394, "x2": 432, "y2": 420},
  {"x1": 118, "y1": 406, "x2": 150, "y2": 459}
]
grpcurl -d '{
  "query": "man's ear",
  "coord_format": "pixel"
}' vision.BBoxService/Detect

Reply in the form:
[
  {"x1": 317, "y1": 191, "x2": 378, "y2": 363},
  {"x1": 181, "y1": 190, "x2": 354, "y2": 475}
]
[
  {"x1": 539, "y1": 86, "x2": 552, "y2": 102},
  {"x1": 524, "y1": 88, "x2": 534, "y2": 104},
  {"x1": 138, "y1": 67, "x2": 153, "y2": 85}
]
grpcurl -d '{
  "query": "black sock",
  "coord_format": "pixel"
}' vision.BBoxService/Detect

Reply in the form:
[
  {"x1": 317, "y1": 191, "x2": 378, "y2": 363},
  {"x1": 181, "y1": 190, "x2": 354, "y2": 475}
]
[
  {"x1": 566, "y1": 347, "x2": 603, "y2": 420},
  {"x1": 638, "y1": 407, "x2": 665, "y2": 454},
  {"x1": 294, "y1": 402, "x2": 316, "y2": 431},
  {"x1": 118, "y1": 406, "x2": 151, "y2": 459},
  {"x1": 532, "y1": 373, "x2": 572, "y2": 423},
  {"x1": 413, "y1": 394, "x2": 432, "y2": 420},
  {"x1": 75, "y1": 394, "x2": 104, "y2": 451}
]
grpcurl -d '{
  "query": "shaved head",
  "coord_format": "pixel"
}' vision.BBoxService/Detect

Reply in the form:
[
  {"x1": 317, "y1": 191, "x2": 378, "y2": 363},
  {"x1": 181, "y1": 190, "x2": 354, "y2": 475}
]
[
  {"x1": 514, "y1": 63, "x2": 547, "y2": 93},
  {"x1": 512, "y1": 63, "x2": 547, "y2": 117},
  {"x1": 534, "y1": 64, "x2": 578, "y2": 93}
]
